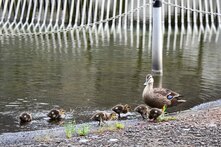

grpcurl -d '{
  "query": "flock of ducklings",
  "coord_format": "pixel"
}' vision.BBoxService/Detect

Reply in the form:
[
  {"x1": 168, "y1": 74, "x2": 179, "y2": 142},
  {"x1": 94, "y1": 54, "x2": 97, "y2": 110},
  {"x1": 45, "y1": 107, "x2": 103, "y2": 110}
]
[
  {"x1": 91, "y1": 104, "x2": 163, "y2": 126},
  {"x1": 19, "y1": 108, "x2": 65, "y2": 124},
  {"x1": 19, "y1": 104, "x2": 162, "y2": 126},
  {"x1": 19, "y1": 74, "x2": 186, "y2": 126}
]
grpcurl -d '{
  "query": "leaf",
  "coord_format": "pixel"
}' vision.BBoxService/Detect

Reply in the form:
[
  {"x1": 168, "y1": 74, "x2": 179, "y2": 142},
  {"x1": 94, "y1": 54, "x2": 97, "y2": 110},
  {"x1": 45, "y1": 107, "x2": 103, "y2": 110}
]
[{"x1": 162, "y1": 105, "x2": 167, "y2": 113}]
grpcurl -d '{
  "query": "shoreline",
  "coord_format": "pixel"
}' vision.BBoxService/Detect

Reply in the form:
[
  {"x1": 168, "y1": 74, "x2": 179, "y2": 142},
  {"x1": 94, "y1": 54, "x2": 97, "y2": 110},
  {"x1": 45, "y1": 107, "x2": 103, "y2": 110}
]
[{"x1": 1, "y1": 103, "x2": 221, "y2": 146}]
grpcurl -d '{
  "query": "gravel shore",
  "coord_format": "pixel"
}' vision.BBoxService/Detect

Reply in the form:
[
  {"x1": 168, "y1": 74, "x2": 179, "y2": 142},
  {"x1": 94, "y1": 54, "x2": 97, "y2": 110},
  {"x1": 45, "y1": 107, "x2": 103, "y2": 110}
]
[{"x1": 1, "y1": 106, "x2": 221, "y2": 147}]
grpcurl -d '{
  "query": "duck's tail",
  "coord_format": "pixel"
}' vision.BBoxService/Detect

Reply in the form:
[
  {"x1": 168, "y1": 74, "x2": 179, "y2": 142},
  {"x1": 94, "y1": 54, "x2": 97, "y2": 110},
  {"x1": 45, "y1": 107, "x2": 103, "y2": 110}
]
[
  {"x1": 177, "y1": 99, "x2": 186, "y2": 103},
  {"x1": 176, "y1": 95, "x2": 186, "y2": 103}
]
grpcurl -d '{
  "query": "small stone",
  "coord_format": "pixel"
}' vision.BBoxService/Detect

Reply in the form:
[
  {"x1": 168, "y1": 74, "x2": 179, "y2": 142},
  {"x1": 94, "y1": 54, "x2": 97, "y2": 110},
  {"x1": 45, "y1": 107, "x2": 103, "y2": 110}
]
[
  {"x1": 91, "y1": 135, "x2": 99, "y2": 139},
  {"x1": 200, "y1": 142, "x2": 205, "y2": 145},
  {"x1": 108, "y1": 138, "x2": 118, "y2": 142},
  {"x1": 183, "y1": 128, "x2": 190, "y2": 131},
  {"x1": 208, "y1": 123, "x2": 217, "y2": 127},
  {"x1": 79, "y1": 139, "x2": 89, "y2": 143}
]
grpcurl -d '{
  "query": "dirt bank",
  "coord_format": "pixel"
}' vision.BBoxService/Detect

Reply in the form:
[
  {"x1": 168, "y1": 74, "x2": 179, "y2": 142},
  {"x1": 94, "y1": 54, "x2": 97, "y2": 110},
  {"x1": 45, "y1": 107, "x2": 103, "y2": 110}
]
[{"x1": 1, "y1": 106, "x2": 221, "y2": 147}]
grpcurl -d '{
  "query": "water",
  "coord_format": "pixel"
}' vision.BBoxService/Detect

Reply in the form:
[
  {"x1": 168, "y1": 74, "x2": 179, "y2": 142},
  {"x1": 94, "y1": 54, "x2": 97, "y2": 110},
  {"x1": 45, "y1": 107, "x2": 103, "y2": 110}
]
[{"x1": 0, "y1": 29, "x2": 221, "y2": 133}]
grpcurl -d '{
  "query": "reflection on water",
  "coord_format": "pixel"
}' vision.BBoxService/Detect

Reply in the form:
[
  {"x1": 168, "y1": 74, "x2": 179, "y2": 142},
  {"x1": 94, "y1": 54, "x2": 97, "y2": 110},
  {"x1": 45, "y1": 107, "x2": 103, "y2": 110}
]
[{"x1": 0, "y1": 28, "x2": 221, "y2": 133}]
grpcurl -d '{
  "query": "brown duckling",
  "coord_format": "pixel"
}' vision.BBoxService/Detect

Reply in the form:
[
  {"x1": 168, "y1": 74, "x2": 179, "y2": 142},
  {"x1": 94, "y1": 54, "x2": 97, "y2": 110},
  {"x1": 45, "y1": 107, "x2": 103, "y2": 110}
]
[
  {"x1": 112, "y1": 104, "x2": 130, "y2": 119},
  {"x1": 142, "y1": 74, "x2": 186, "y2": 109},
  {"x1": 91, "y1": 111, "x2": 117, "y2": 126},
  {"x1": 134, "y1": 104, "x2": 150, "y2": 120},
  {"x1": 148, "y1": 108, "x2": 162, "y2": 121},
  {"x1": 19, "y1": 112, "x2": 32, "y2": 123},
  {"x1": 47, "y1": 108, "x2": 65, "y2": 121}
]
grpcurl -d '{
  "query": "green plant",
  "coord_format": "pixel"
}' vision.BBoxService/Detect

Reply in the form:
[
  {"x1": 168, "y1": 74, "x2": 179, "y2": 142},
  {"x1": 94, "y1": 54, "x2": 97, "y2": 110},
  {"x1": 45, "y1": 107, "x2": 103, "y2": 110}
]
[
  {"x1": 77, "y1": 125, "x2": 90, "y2": 136},
  {"x1": 157, "y1": 116, "x2": 177, "y2": 122},
  {"x1": 157, "y1": 105, "x2": 177, "y2": 122},
  {"x1": 114, "y1": 122, "x2": 125, "y2": 129},
  {"x1": 64, "y1": 121, "x2": 76, "y2": 139},
  {"x1": 95, "y1": 123, "x2": 125, "y2": 134},
  {"x1": 96, "y1": 125, "x2": 116, "y2": 134}
]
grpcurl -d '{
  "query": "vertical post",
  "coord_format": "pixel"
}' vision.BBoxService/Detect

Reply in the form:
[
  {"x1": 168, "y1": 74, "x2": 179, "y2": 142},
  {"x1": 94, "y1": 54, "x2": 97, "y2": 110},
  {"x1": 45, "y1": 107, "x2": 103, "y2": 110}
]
[
  {"x1": 67, "y1": 0, "x2": 75, "y2": 28},
  {"x1": 47, "y1": 0, "x2": 55, "y2": 31},
  {"x1": 204, "y1": 0, "x2": 210, "y2": 30},
  {"x1": 81, "y1": 0, "x2": 87, "y2": 26},
  {"x1": 74, "y1": 0, "x2": 80, "y2": 28},
  {"x1": 152, "y1": 0, "x2": 163, "y2": 74},
  {"x1": 181, "y1": 0, "x2": 185, "y2": 32},
  {"x1": 193, "y1": 0, "x2": 197, "y2": 33},
  {"x1": 60, "y1": 0, "x2": 67, "y2": 29},
  {"x1": 117, "y1": 0, "x2": 123, "y2": 31},
  {"x1": 198, "y1": 0, "x2": 204, "y2": 31},
  {"x1": 124, "y1": 0, "x2": 128, "y2": 30},
  {"x1": 209, "y1": 0, "x2": 216, "y2": 31},
  {"x1": 130, "y1": 0, "x2": 134, "y2": 30},
  {"x1": 216, "y1": 0, "x2": 221, "y2": 28},
  {"x1": 142, "y1": 0, "x2": 146, "y2": 48}
]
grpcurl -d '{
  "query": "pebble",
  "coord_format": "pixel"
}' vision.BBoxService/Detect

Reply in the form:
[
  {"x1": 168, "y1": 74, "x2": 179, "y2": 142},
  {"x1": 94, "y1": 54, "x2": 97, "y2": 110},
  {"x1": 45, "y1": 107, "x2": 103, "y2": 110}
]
[
  {"x1": 108, "y1": 138, "x2": 118, "y2": 142},
  {"x1": 79, "y1": 139, "x2": 89, "y2": 143}
]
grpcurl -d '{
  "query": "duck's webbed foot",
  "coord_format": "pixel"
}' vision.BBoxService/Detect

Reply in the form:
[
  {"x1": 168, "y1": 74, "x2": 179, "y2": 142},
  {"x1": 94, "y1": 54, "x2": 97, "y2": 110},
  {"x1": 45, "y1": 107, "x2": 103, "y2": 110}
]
[
  {"x1": 117, "y1": 114, "x2": 121, "y2": 120},
  {"x1": 142, "y1": 114, "x2": 147, "y2": 120},
  {"x1": 149, "y1": 119, "x2": 157, "y2": 123}
]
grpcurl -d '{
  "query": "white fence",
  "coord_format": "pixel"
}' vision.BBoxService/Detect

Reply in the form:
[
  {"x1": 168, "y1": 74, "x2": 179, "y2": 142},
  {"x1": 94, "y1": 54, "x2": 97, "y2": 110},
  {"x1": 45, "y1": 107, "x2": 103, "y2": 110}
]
[{"x1": 0, "y1": 0, "x2": 221, "y2": 36}]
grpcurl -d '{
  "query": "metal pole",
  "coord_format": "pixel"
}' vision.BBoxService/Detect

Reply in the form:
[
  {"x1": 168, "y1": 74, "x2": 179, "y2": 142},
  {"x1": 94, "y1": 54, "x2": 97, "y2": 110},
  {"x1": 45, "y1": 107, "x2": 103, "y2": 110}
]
[{"x1": 152, "y1": 0, "x2": 163, "y2": 74}]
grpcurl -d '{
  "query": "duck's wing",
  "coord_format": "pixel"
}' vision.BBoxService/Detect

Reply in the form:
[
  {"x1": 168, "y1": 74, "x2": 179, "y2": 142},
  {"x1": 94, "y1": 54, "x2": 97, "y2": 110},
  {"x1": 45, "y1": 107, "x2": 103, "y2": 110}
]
[{"x1": 153, "y1": 88, "x2": 180, "y2": 99}]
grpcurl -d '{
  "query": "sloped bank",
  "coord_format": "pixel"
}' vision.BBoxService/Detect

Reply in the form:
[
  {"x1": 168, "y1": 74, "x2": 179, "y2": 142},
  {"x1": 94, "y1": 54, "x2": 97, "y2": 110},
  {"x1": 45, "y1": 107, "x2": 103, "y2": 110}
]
[{"x1": 1, "y1": 101, "x2": 221, "y2": 147}]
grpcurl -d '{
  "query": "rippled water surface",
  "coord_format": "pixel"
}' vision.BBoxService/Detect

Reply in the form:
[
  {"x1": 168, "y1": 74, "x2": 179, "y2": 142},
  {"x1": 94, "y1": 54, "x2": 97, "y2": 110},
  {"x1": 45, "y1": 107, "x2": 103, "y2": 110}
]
[{"x1": 0, "y1": 29, "x2": 221, "y2": 133}]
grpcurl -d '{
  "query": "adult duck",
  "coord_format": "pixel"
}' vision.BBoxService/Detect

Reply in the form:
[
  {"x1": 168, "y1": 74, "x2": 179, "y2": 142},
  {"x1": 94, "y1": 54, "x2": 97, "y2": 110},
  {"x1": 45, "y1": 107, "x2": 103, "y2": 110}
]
[{"x1": 142, "y1": 74, "x2": 186, "y2": 108}]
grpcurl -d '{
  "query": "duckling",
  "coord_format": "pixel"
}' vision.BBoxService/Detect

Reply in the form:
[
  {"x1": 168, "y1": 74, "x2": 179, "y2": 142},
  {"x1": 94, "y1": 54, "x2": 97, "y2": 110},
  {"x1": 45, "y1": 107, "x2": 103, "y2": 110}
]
[
  {"x1": 91, "y1": 111, "x2": 117, "y2": 126},
  {"x1": 134, "y1": 104, "x2": 150, "y2": 120},
  {"x1": 19, "y1": 112, "x2": 32, "y2": 123},
  {"x1": 148, "y1": 108, "x2": 162, "y2": 121},
  {"x1": 47, "y1": 108, "x2": 65, "y2": 121},
  {"x1": 112, "y1": 104, "x2": 130, "y2": 119},
  {"x1": 142, "y1": 74, "x2": 186, "y2": 109}
]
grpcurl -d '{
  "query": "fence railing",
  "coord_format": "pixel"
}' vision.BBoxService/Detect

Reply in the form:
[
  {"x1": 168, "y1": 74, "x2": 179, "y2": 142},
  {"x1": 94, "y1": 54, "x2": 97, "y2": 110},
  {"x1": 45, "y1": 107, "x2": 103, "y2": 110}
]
[{"x1": 0, "y1": 0, "x2": 221, "y2": 36}]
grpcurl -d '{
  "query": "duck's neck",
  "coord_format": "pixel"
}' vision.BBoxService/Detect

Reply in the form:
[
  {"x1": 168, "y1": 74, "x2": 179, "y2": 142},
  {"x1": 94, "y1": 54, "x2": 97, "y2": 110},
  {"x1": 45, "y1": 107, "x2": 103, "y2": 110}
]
[{"x1": 143, "y1": 82, "x2": 153, "y2": 94}]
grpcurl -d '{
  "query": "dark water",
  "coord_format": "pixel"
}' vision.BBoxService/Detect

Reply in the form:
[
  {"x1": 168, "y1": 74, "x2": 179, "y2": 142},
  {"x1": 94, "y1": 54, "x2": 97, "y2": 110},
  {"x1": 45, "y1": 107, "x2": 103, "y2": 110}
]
[{"x1": 0, "y1": 29, "x2": 221, "y2": 133}]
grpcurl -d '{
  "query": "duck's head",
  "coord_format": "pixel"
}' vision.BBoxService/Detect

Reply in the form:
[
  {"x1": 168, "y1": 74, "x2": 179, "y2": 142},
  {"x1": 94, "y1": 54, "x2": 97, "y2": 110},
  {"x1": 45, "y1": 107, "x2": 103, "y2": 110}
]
[
  {"x1": 59, "y1": 109, "x2": 65, "y2": 115},
  {"x1": 144, "y1": 74, "x2": 154, "y2": 85},
  {"x1": 149, "y1": 108, "x2": 162, "y2": 120},
  {"x1": 110, "y1": 112, "x2": 117, "y2": 120},
  {"x1": 134, "y1": 104, "x2": 149, "y2": 113},
  {"x1": 19, "y1": 112, "x2": 32, "y2": 123},
  {"x1": 48, "y1": 109, "x2": 65, "y2": 120}
]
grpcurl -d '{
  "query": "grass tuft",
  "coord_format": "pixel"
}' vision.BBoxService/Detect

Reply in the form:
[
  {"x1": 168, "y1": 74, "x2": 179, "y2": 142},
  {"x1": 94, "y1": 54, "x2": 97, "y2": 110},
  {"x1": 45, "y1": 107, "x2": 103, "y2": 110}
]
[
  {"x1": 157, "y1": 105, "x2": 177, "y2": 122},
  {"x1": 114, "y1": 122, "x2": 125, "y2": 129},
  {"x1": 64, "y1": 121, "x2": 76, "y2": 139},
  {"x1": 77, "y1": 125, "x2": 90, "y2": 136}
]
